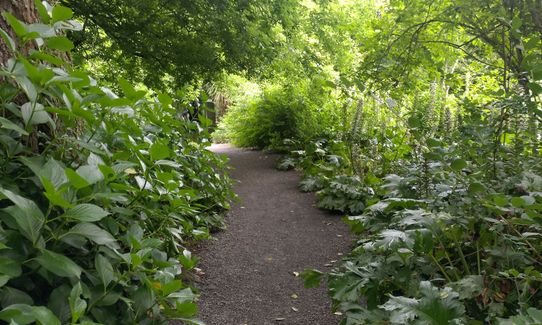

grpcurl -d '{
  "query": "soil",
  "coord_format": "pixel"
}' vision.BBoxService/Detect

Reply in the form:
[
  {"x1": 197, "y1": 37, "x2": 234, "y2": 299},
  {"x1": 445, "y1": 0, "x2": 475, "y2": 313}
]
[{"x1": 191, "y1": 144, "x2": 352, "y2": 325}]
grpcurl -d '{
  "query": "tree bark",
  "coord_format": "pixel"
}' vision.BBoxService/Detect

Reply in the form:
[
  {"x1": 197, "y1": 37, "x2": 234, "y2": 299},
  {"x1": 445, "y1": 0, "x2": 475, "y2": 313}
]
[{"x1": 0, "y1": 0, "x2": 39, "y2": 64}]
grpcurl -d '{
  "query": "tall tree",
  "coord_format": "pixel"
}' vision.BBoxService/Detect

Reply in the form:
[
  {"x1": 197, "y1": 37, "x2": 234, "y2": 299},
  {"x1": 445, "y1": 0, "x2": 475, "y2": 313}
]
[
  {"x1": 0, "y1": 0, "x2": 39, "y2": 64},
  {"x1": 62, "y1": 0, "x2": 299, "y2": 89}
]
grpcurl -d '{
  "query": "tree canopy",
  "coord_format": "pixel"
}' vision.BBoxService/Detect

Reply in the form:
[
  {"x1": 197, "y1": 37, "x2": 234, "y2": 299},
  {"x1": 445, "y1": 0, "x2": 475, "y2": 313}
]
[{"x1": 62, "y1": 0, "x2": 299, "y2": 88}]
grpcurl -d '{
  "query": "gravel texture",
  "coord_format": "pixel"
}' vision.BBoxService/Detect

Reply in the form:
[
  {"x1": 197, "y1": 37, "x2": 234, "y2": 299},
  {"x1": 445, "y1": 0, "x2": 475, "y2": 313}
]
[{"x1": 192, "y1": 144, "x2": 352, "y2": 325}]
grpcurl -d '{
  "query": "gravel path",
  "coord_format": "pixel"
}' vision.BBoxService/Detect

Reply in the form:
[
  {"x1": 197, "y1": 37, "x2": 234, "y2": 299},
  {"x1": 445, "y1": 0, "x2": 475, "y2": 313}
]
[{"x1": 194, "y1": 144, "x2": 352, "y2": 325}]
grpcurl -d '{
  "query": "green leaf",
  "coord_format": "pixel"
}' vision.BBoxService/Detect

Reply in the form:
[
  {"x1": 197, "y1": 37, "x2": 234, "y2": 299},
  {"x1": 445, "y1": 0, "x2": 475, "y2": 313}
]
[
  {"x1": 2, "y1": 13, "x2": 27, "y2": 37},
  {"x1": 149, "y1": 141, "x2": 170, "y2": 161},
  {"x1": 16, "y1": 77, "x2": 38, "y2": 103},
  {"x1": 40, "y1": 159, "x2": 68, "y2": 189},
  {"x1": 76, "y1": 165, "x2": 104, "y2": 185},
  {"x1": 69, "y1": 283, "x2": 86, "y2": 324},
  {"x1": 0, "y1": 117, "x2": 28, "y2": 135},
  {"x1": 29, "y1": 51, "x2": 64, "y2": 66},
  {"x1": 449, "y1": 275, "x2": 483, "y2": 300},
  {"x1": 45, "y1": 36, "x2": 74, "y2": 52},
  {"x1": 66, "y1": 223, "x2": 119, "y2": 249},
  {"x1": 21, "y1": 102, "x2": 50, "y2": 126},
  {"x1": 174, "y1": 302, "x2": 198, "y2": 318},
  {"x1": 0, "y1": 304, "x2": 35, "y2": 324},
  {"x1": 0, "y1": 189, "x2": 44, "y2": 244},
  {"x1": 158, "y1": 93, "x2": 173, "y2": 107},
  {"x1": 34, "y1": 0, "x2": 51, "y2": 24},
  {"x1": 528, "y1": 82, "x2": 542, "y2": 96},
  {"x1": 468, "y1": 182, "x2": 486, "y2": 195},
  {"x1": 168, "y1": 288, "x2": 196, "y2": 302},
  {"x1": 407, "y1": 116, "x2": 421, "y2": 128},
  {"x1": 95, "y1": 254, "x2": 115, "y2": 288},
  {"x1": 179, "y1": 249, "x2": 198, "y2": 270},
  {"x1": 450, "y1": 158, "x2": 467, "y2": 171},
  {"x1": 0, "y1": 28, "x2": 16, "y2": 52},
  {"x1": 0, "y1": 275, "x2": 10, "y2": 288},
  {"x1": 35, "y1": 249, "x2": 82, "y2": 278},
  {"x1": 0, "y1": 257, "x2": 22, "y2": 278},
  {"x1": 62, "y1": 204, "x2": 110, "y2": 222},
  {"x1": 300, "y1": 269, "x2": 323, "y2": 288},
  {"x1": 31, "y1": 306, "x2": 61, "y2": 325},
  {"x1": 380, "y1": 296, "x2": 419, "y2": 323},
  {"x1": 51, "y1": 5, "x2": 73, "y2": 23},
  {"x1": 0, "y1": 287, "x2": 33, "y2": 307},
  {"x1": 65, "y1": 168, "x2": 90, "y2": 189},
  {"x1": 133, "y1": 284, "x2": 154, "y2": 315},
  {"x1": 162, "y1": 280, "x2": 184, "y2": 296}
]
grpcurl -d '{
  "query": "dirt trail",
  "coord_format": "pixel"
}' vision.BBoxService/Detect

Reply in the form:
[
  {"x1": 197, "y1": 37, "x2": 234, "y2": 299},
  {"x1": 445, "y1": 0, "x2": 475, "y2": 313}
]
[{"x1": 195, "y1": 144, "x2": 352, "y2": 325}]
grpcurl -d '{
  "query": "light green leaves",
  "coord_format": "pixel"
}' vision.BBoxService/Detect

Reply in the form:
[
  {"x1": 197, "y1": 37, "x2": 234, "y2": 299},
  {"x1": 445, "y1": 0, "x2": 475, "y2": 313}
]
[
  {"x1": 0, "y1": 117, "x2": 28, "y2": 135},
  {"x1": 35, "y1": 0, "x2": 51, "y2": 24},
  {"x1": 380, "y1": 282, "x2": 465, "y2": 325},
  {"x1": 45, "y1": 36, "x2": 74, "y2": 52},
  {"x1": 76, "y1": 165, "x2": 104, "y2": 185},
  {"x1": 0, "y1": 189, "x2": 44, "y2": 244},
  {"x1": 35, "y1": 249, "x2": 82, "y2": 278},
  {"x1": 65, "y1": 168, "x2": 91, "y2": 189},
  {"x1": 468, "y1": 182, "x2": 486, "y2": 195},
  {"x1": 65, "y1": 223, "x2": 119, "y2": 249},
  {"x1": 150, "y1": 141, "x2": 171, "y2": 161},
  {"x1": 21, "y1": 102, "x2": 50, "y2": 126},
  {"x1": 0, "y1": 28, "x2": 16, "y2": 52},
  {"x1": 95, "y1": 254, "x2": 115, "y2": 288},
  {"x1": 69, "y1": 283, "x2": 87, "y2": 324},
  {"x1": 2, "y1": 13, "x2": 27, "y2": 38},
  {"x1": 450, "y1": 158, "x2": 467, "y2": 171},
  {"x1": 300, "y1": 269, "x2": 323, "y2": 288},
  {"x1": 51, "y1": 5, "x2": 73, "y2": 24},
  {"x1": 62, "y1": 204, "x2": 110, "y2": 222},
  {"x1": 0, "y1": 304, "x2": 60, "y2": 325}
]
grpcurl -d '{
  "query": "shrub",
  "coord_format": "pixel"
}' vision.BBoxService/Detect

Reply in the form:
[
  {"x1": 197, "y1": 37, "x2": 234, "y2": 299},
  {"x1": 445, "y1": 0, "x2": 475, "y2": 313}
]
[
  {"x1": 215, "y1": 77, "x2": 342, "y2": 150},
  {"x1": 0, "y1": 5, "x2": 232, "y2": 324}
]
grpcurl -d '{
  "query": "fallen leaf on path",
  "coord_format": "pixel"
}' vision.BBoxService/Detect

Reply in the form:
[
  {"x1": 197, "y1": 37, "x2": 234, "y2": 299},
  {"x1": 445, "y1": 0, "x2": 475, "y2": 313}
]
[
  {"x1": 334, "y1": 312, "x2": 343, "y2": 316},
  {"x1": 275, "y1": 318, "x2": 286, "y2": 321},
  {"x1": 292, "y1": 307, "x2": 298, "y2": 312},
  {"x1": 292, "y1": 271, "x2": 299, "y2": 277},
  {"x1": 291, "y1": 293, "x2": 299, "y2": 299}
]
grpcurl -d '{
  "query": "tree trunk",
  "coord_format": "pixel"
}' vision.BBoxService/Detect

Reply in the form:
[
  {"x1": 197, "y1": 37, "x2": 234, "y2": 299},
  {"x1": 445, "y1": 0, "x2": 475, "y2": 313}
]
[{"x1": 0, "y1": 0, "x2": 39, "y2": 64}]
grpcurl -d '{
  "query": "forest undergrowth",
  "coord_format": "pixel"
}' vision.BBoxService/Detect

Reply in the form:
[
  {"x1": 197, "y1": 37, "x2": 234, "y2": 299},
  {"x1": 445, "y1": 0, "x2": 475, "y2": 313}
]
[
  {"x1": 2, "y1": 0, "x2": 542, "y2": 324},
  {"x1": 214, "y1": 1, "x2": 542, "y2": 324},
  {"x1": 0, "y1": 4, "x2": 233, "y2": 324}
]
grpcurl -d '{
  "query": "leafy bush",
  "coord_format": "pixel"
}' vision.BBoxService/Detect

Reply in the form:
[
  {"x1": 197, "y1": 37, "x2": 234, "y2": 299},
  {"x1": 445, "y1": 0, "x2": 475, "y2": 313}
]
[
  {"x1": 317, "y1": 176, "x2": 367, "y2": 214},
  {"x1": 215, "y1": 78, "x2": 342, "y2": 150},
  {"x1": 0, "y1": 5, "x2": 232, "y2": 324},
  {"x1": 301, "y1": 137, "x2": 542, "y2": 324}
]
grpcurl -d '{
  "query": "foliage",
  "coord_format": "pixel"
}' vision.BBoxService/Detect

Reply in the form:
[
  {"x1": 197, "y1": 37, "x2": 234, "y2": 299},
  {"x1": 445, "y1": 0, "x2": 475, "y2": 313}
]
[
  {"x1": 62, "y1": 0, "x2": 301, "y2": 89},
  {"x1": 206, "y1": 0, "x2": 542, "y2": 323},
  {"x1": 215, "y1": 76, "x2": 343, "y2": 150},
  {"x1": 0, "y1": 4, "x2": 232, "y2": 324}
]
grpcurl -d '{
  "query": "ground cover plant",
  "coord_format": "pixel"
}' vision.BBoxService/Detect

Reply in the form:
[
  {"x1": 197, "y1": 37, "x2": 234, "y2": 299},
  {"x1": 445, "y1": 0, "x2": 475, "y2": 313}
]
[{"x1": 0, "y1": 3, "x2": 233, "y2": 323}]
